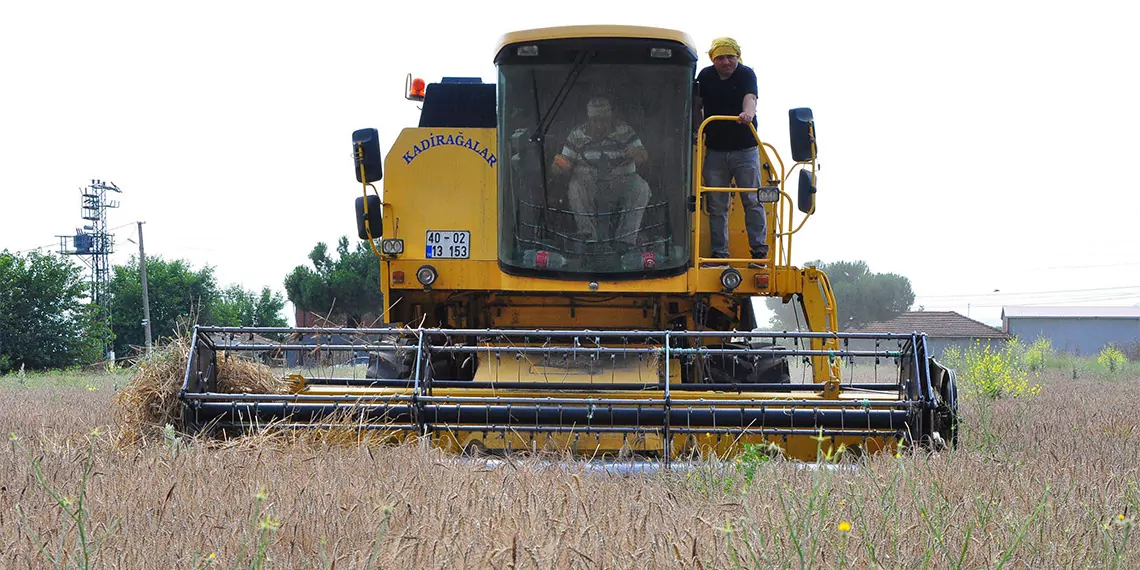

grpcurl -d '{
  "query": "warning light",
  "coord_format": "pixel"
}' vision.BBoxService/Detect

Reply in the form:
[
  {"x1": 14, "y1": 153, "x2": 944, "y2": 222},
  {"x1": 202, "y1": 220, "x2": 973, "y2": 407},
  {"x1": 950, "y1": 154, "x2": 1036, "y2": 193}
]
[
  {"x1": 754, "y1": 274, "x2": 769, "y2": 289},
  {"x1": 392, "y1": 270, "x2": 405, "y2": 284},
  {"x1": 405, "y1": 74, "x2": 426, "y2": 101}
]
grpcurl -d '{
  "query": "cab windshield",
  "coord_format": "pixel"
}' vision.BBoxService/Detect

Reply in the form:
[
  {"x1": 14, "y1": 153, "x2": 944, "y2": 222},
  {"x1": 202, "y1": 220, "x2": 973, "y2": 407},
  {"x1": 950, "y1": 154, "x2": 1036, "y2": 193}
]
[{"x1": 497, "y1": 42, "x2": 695, "y2": 278}]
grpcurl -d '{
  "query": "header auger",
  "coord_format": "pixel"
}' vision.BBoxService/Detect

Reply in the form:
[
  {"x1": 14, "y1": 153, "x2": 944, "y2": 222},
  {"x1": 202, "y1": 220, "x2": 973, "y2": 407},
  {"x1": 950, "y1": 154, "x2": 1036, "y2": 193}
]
[{"x1": 180, "y1": 26, "x2": 957, "y2": 462}]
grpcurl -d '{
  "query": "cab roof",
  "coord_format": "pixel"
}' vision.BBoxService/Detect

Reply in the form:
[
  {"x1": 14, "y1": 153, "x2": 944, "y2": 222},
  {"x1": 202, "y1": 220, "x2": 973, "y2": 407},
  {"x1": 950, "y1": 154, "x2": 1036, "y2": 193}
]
[{"x1": 496, "y1": 25, "x2": 697, "y2": 56}]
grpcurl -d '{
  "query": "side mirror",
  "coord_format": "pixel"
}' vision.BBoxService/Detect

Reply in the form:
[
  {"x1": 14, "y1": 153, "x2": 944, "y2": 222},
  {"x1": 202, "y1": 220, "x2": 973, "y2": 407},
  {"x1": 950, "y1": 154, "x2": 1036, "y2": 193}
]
[
  {"x1": 352, "y1": 128, "x2": 383, "y2": 183},
  {"x1": 788, "y1": 108, "x2": 817, "y2": 162},
  {"x1": 797, "y1": 169, "x2": 817, "y2": 214},
  {"x1": 355, "y1": 195, "x2": 383, "y2": 240}
]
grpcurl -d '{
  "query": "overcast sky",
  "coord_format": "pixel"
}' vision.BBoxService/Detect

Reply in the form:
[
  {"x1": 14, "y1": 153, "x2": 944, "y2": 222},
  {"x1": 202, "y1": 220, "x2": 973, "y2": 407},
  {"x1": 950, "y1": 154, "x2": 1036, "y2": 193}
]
[{"x1": 2, "y1": 1, "x2": 1138, "y2": 327}]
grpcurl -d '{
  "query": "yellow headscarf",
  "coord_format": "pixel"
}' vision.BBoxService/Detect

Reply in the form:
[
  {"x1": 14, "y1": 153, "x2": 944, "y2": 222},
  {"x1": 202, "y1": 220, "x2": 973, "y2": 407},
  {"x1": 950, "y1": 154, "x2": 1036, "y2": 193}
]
[{"x1": 708, "y1": 37, "x2": 742, "y2": 61}]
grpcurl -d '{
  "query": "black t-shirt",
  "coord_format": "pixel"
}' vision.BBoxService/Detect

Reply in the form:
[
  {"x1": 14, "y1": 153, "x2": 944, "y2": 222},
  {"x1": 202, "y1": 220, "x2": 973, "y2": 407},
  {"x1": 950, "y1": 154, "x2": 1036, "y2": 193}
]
[{"x1": 696, "y1": 64, "x2": 759, "y2": 151}]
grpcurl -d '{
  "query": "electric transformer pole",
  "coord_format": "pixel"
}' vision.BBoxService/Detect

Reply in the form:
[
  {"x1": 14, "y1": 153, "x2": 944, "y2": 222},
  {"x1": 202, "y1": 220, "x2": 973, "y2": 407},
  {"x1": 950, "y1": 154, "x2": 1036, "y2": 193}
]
[{"x1": 58, "y1": 180, "x2": 121, "y2": 361}]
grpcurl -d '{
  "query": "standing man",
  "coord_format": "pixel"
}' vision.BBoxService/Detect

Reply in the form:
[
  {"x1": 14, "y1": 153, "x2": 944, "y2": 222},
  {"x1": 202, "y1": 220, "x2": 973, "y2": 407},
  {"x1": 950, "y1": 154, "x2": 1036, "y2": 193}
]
[{"x1": 694, "y1": 37, "x2": 769, "y2": 264}]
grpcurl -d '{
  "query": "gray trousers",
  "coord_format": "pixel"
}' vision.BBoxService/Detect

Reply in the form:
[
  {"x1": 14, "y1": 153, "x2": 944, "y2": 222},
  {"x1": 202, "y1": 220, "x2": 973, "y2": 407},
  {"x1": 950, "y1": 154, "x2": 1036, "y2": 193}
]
[
  {"x1": 568, "y1": 173, "x2": 651, "y2": 246},
  {"x1": 703, "y1": 148, "x2": 768, "y2": 258}
]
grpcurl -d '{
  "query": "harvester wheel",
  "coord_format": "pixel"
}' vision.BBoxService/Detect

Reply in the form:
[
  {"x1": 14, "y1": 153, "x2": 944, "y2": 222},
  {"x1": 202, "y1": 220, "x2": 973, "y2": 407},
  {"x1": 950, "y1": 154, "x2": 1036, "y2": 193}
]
[
  {"x1": 462, "y1": 440, "x2": 489, "y2": 457},
  {"x1": 919, "y1": 371, "x2": 960, "y2": 451},
  {"x1": 748, "y1": 342, "x2": 792, "y2": 384},
  {"x1": 937, "y1": 371, "x2": 959, "y2": 448},
  {"x1": 365, "y1": 337, "x2": 415, "y2": 379}
]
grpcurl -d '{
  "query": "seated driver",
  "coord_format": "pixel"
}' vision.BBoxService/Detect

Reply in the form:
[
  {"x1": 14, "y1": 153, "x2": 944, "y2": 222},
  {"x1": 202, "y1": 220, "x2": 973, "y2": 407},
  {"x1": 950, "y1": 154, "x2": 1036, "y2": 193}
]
[{"x1": 551, "y1": 97, "x2": 650, "y2": 249}]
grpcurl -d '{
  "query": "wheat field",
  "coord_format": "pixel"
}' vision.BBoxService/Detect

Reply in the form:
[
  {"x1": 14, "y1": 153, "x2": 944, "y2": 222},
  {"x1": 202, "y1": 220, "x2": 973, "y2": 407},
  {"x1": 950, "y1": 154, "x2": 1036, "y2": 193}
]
[{"x1": 1, "y1": 369, "x2": 1137, "y2": 569}]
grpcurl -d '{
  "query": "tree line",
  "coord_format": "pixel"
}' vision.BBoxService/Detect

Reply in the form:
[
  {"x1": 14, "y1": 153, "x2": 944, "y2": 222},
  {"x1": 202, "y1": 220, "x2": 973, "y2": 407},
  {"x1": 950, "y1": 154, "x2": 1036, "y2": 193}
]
[{"x1": 0, "y1": 250, "x2": 285, "y2": 373}]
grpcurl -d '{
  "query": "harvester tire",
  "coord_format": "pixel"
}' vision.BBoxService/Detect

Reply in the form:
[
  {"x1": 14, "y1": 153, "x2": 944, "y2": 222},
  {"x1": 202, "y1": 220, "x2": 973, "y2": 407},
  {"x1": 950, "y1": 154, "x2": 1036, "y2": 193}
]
[
  {"x1": 938, "y1": 371, "x2": 959, "y2": 448},
  {"x1": 366, "y1": 337, "x2": 415, "y2": 379},
  {"x1": 748, "y1": 342, "x2": 792, "y2": 384}
]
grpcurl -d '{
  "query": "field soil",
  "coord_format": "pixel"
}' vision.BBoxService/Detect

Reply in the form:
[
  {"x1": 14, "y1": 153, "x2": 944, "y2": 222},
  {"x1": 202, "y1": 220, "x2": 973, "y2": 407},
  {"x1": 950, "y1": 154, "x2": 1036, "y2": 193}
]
[{"x1": 2, "y1": 370, "x2": 1138, "y2": 568}]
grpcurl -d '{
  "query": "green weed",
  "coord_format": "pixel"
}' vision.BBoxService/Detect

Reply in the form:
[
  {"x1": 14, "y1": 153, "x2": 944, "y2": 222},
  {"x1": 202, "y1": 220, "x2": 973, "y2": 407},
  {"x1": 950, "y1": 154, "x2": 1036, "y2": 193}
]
[
  {"x1": 1098, "y1": 345, "x2": 1128, "y2": 375},
  {"x1": 1024, "y1": 337, "x2": 1053, "y2": 372}
]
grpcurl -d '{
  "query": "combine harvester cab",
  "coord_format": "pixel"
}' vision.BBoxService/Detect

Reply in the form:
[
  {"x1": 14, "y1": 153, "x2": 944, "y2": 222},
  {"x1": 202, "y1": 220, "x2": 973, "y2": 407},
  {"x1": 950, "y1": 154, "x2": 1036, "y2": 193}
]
[{"x1": 181, "y1": 26, "x2": 958, "y2": 462}]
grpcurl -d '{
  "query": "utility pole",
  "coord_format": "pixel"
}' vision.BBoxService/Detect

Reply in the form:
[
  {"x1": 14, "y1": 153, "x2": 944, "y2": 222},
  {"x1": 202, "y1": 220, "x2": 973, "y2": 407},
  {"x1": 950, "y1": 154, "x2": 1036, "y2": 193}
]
[{"x1": 137, "y1": 221, "x2": 153, "y2": 354}]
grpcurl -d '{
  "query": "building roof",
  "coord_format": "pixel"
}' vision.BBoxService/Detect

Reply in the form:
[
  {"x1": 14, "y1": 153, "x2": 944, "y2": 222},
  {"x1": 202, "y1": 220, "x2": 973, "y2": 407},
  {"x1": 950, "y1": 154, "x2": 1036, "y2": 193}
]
[
  {"x1": 848, "y1": 311, "x2": 1008, "y2": 339},
  {"x1": 1002, "y1": 306, "x2": 1140, "y2": 319}
]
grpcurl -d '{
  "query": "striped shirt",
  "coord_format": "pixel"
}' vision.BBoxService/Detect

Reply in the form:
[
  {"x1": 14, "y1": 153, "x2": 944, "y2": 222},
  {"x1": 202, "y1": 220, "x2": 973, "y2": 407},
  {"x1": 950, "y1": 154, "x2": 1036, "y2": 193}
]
[{"x1": 560, "y1": 121, "x2": 645, "y2": 179}]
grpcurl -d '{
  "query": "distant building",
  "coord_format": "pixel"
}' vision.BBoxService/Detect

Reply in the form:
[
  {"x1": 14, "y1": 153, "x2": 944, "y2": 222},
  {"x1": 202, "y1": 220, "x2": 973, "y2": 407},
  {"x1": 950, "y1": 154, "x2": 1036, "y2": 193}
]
[
  {"x1": 1002, "y1": 306, "x2": 1140, "y2": 355},
  {"x1": 848, "y1": 311, "x2": 1009, "y2": 359}
]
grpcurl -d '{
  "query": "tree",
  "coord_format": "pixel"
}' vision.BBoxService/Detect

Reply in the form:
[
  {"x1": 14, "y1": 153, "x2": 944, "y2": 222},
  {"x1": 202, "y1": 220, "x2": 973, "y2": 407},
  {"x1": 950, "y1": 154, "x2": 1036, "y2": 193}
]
[
  {"x1": 109, "y1": 256, "x2": 218, "y2": 357},
  {"x1": 0, "y1": 250, "x2": 101, "y2": 372},
  {"x1": 284, "y1": 236, "x2": 382, "y2": 325},
  {"x1": 765, "y1": 260, "x2": 915, "y2": 331},
  {"x1": 209, "y1": 284, "x2": 288, "y2": 328}
]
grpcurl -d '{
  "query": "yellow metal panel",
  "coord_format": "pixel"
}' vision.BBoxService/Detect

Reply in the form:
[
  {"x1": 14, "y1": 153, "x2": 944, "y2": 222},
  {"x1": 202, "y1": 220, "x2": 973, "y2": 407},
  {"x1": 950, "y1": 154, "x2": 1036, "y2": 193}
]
[
  {"x1": 800, "y1": 267, "x2": 842, "y2": 385},
  {"x1": 385, "y1": 430, "x2": 897, "y2": 462},
  {"x1": 382, "y1": 128, "x2": 498, "y2": 261},
  {"x1": 472, "y1": 351, "x2": 677, "y2": 385},
  {"x1": 485, "y1": 304, "x2": 660, "y2": 330},
  {"x1": 497, "y1": 271, "x2": 693, "y2": 294},
  {"x1": 384, "y1": 258, "x2": 795, "y2": 298},
  {"x1": 385, "y1": 259, "x2": 702, "y2": 293},
  {"x1": 496, "y1": 26, "x2": 697, "y2": 55}
]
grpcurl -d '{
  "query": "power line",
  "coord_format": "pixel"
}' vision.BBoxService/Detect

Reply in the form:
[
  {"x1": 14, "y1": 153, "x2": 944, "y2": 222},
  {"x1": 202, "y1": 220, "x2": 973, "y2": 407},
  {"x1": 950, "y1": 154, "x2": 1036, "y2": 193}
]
[
  {"x1": 1029, "y1": 260, "x2": 1140, "y2": 270},
  {"x1": 12, "y1": 242, "x2": 57, "y2": 254},
  {"x1": 916, "y1": 285, "x2": 1140, "y2": 300},
  {"x1": 969, "y1": 293, "x2": 1140, "y2": 308}
]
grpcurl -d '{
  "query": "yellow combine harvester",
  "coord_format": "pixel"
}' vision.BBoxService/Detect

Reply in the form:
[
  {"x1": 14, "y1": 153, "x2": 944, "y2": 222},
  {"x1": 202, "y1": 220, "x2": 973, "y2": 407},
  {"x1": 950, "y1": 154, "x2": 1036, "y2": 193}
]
[{"x1": 181, "y1": 26, "x2": 958, "y2": 462}]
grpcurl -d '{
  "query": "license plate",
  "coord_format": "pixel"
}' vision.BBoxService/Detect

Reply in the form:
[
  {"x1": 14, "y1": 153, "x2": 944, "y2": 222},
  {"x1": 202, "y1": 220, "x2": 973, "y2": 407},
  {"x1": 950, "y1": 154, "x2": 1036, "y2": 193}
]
[{"x1": 425, "y1": 230, "x2": 470, "y2": 259}]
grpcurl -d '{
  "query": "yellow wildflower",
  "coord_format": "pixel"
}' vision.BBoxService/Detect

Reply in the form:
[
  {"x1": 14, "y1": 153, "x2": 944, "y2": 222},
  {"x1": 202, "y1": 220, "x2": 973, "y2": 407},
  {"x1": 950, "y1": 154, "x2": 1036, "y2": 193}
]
[
  {"x1": 258, "y1": 514, "x2": 280, "y2": 531},
  {"x1": 838, "y1": 521, "x2": 851, "y2": 533}
]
